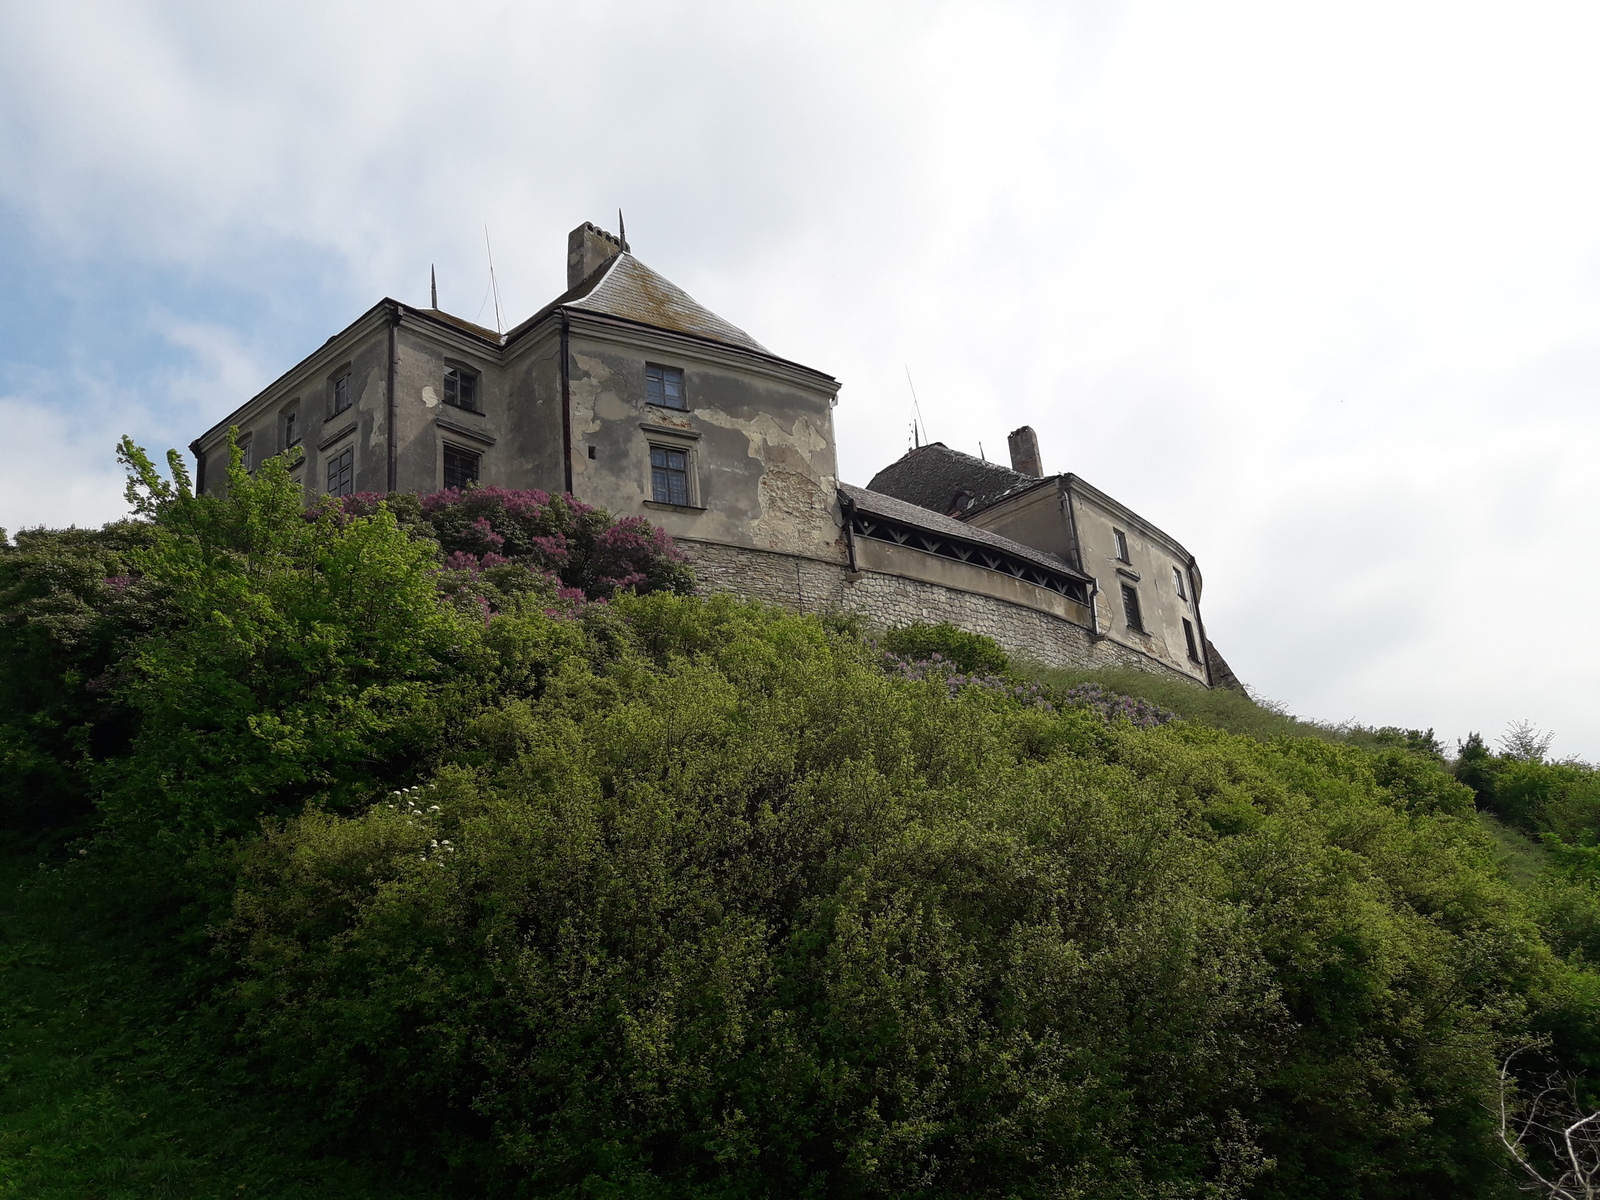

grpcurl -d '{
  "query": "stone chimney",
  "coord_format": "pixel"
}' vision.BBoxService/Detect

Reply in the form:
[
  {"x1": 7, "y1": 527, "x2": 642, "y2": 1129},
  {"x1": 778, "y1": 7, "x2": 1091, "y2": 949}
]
[
  {"x1": 1008, "y1": 425, "x2": 1043, "y2": 477},
  {"x1": 567, "y1": 222, "x2": 625, "y2": 290}
]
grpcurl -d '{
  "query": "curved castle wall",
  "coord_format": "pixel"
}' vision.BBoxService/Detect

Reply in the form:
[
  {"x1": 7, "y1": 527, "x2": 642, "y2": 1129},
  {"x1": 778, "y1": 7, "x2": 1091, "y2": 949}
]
[{"x1": 681, "y1": 539, "x2": 1198, "y2": 681}]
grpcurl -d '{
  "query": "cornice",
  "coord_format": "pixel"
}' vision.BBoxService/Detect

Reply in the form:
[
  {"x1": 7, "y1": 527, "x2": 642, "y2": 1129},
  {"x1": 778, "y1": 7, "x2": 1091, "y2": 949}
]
[
  {"x1": 194, "y1": 301, "x2": 395, "y2": 449},
  {"x1": 514, "y1": 307, "x2": 840, "y2": 400},
  {"x1": 398, "y1": 310, "x2": 505, "y2": 364},
  {"x1": 1063, "y1": 473, "x2": 1194, "y2": 562}
]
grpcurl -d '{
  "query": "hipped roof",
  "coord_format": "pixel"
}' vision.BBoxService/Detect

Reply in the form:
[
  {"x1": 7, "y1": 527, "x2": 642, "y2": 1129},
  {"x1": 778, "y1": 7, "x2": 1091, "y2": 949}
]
[
  {"x1": 865, "y1": 443, "x2": 1044, "y2": 516},
  {"x1": 506, "y1": 251, "x2": 771, "y2": 357}
]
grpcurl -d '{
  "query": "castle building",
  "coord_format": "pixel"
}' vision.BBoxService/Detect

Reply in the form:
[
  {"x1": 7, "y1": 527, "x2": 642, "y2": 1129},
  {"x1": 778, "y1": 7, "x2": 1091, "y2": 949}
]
[{"x1": 191, "y1": 221, "x2": 1235, "y2": 688}]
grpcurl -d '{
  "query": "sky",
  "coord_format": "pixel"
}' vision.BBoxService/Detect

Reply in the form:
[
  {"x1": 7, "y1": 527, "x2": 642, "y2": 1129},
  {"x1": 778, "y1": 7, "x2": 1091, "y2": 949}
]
[{"x1": 2, "y1": 0, "x2": 1598, "y2": 757}]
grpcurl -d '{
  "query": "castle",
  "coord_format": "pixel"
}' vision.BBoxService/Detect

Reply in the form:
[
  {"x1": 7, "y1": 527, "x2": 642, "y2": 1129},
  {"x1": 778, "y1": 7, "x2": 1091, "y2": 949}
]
[{"x1": 191, "y1": 221, "x2": 1237, "y2": 688}]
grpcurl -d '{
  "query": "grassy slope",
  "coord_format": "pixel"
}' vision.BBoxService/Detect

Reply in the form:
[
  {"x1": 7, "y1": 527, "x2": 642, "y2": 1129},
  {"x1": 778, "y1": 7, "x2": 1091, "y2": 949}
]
[
  {"x1": 0, "y1": 848, "x2": 434, "y2": 1200},
  {"x1": 1018, "y1": 662, "x2": 1338, "y2": 741},
  {"x1": 1476, "y1": 811, "x2": 1552, "y2": 891}
]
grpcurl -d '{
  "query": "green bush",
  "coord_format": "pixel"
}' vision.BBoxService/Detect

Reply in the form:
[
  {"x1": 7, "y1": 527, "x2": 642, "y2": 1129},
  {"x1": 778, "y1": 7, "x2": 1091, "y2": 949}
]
[
  {"x1": 6, "y1": 438, "x2": 1599, "y2": 1196},
  {"x1": 881, "y1": 621, "x2": 1010, "y2": 674},
  {"x1": 225, "y1": 596, "x2": 1539, "y2": 1199}
]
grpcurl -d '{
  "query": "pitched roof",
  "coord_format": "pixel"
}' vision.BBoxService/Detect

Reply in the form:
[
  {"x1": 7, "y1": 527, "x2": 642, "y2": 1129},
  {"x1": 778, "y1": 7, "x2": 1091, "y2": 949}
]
[
  {"x1": 865, "y1": 443, "x2": 1044, "y2": 517},
  {"x1": 839, "y1": 482, "x2": 1091, "y2": 584},
  {"x1": 506, "y1": 252, "x2": 770, "y2": 356}
]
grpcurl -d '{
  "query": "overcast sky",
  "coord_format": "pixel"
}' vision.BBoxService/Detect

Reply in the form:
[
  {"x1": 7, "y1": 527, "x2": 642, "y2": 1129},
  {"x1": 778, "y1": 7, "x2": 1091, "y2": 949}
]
[{"x1": 2, "y1": 0, "x2": 1598, "y2": 757}]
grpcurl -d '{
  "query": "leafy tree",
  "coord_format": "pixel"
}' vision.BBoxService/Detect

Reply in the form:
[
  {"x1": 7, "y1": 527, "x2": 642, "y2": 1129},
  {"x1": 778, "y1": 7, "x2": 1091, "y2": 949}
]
[
  {"x1": 1457, "y1": 732, "x2": 1500, "y2": 806},
  {"x1": 88, "y1": 437, "x2": 476, "y2": 907},
  {"x1": 0, "y1": 520, "x2": 170, "y2": 833}
]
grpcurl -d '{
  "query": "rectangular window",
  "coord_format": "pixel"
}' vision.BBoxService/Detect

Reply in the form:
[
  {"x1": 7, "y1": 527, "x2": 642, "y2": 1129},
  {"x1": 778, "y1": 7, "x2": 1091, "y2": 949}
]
[
  {"x1": 646, "y1": 363, "x2": 686, "y2": 410},
  {"x1": 1172, "y1": 565, "x2": 1187, "y2": 600},
  {"x1": 331, "y1": 372, "x2": 352, "y2": 415},
  {"x1": 1120, "y1": 583, "x2": 1144, "y2": 632},
  {"x1": 326, "y1": 447, "x2": 353, "y2": 497},
  {"x1": 1183, "y1": 618, "x2": 1201, "y2": 663},
  {"x1": 240, "y1": 437, "x2": 254, "y2": 473},
  {"x1": 1113, "y1": 528, "x2": 1130, "y2": 563},
  {"x1": 284, "y1": 409, "x2": 300, "y2": 448},
  {"x1": 443, "y1": 444, "x2": 481, "y2": 491},
  {"x1": 650, "y1": 445, "x2": 690, "y2": 505},
  {"x1": 443, "y1": 367, "x2": 477, "y2": 411}
]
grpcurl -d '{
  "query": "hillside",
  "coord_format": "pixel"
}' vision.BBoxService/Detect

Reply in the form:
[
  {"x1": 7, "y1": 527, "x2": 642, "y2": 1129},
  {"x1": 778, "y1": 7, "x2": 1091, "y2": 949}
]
[{"x1": 5, "y1": 443, "x2": 1600, "y2": 1199}]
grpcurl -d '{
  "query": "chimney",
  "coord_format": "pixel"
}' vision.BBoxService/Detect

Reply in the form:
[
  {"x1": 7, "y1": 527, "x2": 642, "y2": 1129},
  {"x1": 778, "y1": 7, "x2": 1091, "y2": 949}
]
[
  {"x1": 567, "y1": 222, "x2": 625, "y2": 290},
  {"x1": 1008, "y1": 425, "x2": 1043, "y2": 477}
]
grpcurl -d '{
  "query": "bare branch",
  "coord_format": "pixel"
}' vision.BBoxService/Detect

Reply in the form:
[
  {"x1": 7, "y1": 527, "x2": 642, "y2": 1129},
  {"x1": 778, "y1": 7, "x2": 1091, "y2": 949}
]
[{"x1": 1497, "y1": 1048, "x2": 1600, "y2": 1199}]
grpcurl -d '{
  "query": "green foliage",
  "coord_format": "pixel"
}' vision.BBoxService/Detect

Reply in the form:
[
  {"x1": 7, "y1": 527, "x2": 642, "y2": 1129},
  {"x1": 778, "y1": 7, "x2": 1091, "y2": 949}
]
[
  {"x1": 337, "y1": 484, "x2": 697, "y2": 606},
  {"x1": 223, "y1": 597, "x2": 1538, "y2": 1198},
  {"x1": 95, "y1": 439, "x2": 477, "y2": 888},
  {"x1": 7, "y1": 439, "x2": 1600, "y2": 1196},
  {"x1": 0, "y1": 853, "x2": 436, "y2": 1198},
  {"x1": 1345, "y1": 725, "x2": 1447, "y2": 760},
  {"x1": 1453, "y1": 725, "x2": 1600, "y2": 845},
  {"x1": 881, "y1": 621, "x2": 1011, "y2": 674},
  {"x1": 0, "y1": 521, "x2": 161, "y2": 833}
]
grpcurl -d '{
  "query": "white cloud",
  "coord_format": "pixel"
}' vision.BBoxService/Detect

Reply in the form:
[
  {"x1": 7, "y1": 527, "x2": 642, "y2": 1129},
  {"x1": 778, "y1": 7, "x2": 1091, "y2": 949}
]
[
  {"x1": 2, "y1": 0, "x2": 1600, "y2": 753},
  {"x1": 0, "y1": 387, "x2": 126, "y2": 531},
  {"x1": 150, "y1": 315, "x2": 276, "y2": 426}
]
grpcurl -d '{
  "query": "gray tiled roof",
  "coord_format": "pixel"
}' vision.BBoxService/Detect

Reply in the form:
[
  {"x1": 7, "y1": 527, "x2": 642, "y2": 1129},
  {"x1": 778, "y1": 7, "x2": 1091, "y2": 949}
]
[
  {"x1": 865, "y1": 443, "x2": 1043, "y2": 517},
  {"x1": 503, "y1": 251, "x2": 773, "y2": 356},
  {"x1": 840, "y1": 482, "x2": 1091, "y2": 584},
  {"x1": 566, "y1": 254, "x2": 771, "y2": 355}
]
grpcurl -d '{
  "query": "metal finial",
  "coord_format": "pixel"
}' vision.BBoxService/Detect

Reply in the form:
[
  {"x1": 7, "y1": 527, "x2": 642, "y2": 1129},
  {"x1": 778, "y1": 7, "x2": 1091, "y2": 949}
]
[
  {"x1": 618, "y1": 208, "x2": 629, "y2": 252},
  {"x1": 430, "y1": 265, "x2": 437, "y2": 309}
]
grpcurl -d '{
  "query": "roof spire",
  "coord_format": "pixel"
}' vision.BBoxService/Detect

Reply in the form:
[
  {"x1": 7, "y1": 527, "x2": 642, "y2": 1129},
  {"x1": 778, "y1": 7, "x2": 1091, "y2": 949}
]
[
  {"x1": 618, "y1": 208, "x2": 629, "y2": 252},
  {"x1": 430, "y1": 264, "x2": 437, "y2": 309}
]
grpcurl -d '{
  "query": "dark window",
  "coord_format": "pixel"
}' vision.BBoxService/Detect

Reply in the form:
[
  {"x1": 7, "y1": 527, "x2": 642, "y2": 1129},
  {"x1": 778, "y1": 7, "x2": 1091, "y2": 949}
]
[
  {"x1": 1120, "y1": 583, "x2": 1144, "y2": 632},
  {"x1": 443, "y1": 444, "x2": 481, "y2": 491},
  {"x1": 1172, "y1": 566, "x2": 1187, "y2": 600},
  {"x1": 331, "y1": 373, "x2": 352, "y2": 415},
  {"x1": 1183, "y1": 618, "x2": 1201, "y2": 663},
  {"x1": 443, "y1": 367, "x2": 477, "y2": 411},
  {"x1": 650, "y1": 445, "x2": 690, "y2": 505},
  {"x1": 1113, "y1": 528, "x2": 1130, "y2": 563},
  {"x1": 646, "y1": 363, "x2": 685, "y2": 410},
  {"x1": 284, "y1": 410, "x2": 300, "y2": 448},
  {"x1": 240, "y1": 437, "x2": 254, "y2": 473},
  {"x1": 326, "y1": 447, "x2": 353, "y2": 497}
]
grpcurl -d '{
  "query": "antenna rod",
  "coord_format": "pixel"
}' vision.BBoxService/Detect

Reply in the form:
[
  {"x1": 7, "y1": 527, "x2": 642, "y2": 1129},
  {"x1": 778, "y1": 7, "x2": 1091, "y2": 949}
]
[
  {"x1": 430, "y1": 264, "x2": 437, "y2": 309},
  {"x1": 484, "y1": 225, "x2": 504, "y2": 336},
  {"x1": 905, "y1": 364, "x2": 928, "y2": 445}
]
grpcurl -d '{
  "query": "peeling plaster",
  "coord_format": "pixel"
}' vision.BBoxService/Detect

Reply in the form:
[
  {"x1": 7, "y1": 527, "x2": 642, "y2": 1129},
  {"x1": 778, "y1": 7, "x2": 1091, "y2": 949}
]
[
  {"x1": 422, "y1": 386, "x2": 439, "y2": 408},
  {"x1": 695, "y1": 407, "x2": 830, "y2": 464},
  {"x1": 361, "y1": 368, "x2": 385, "y2": 448}
]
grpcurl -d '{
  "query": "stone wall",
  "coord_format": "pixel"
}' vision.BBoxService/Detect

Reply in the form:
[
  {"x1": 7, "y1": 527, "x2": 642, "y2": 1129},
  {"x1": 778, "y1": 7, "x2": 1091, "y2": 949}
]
[
  {"x1": 679, "y1": 538, "x2": 850, "y2": 615},
  {"x1": 679, "y1": 539, "x2": 1199, "y2": 683}
]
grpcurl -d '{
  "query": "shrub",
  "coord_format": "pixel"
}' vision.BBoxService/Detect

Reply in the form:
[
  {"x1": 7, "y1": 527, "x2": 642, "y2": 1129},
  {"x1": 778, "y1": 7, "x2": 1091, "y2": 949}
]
[
  {"x1": 226, "y1": 596, "x2": 1538, "y2": 1199},
  {"x1": 881, "y1": 621, "x2": 1009, "y2": 675},
  {"x1": 335, "y1": 485, "x2": 695, "y2": 608}
]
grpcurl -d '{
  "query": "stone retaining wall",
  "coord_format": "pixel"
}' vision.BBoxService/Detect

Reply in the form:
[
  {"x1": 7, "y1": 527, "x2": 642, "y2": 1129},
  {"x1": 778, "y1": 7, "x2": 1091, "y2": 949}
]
[{"x1": 679, "y1": 539, "x2": 1198, "y2": 683}]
